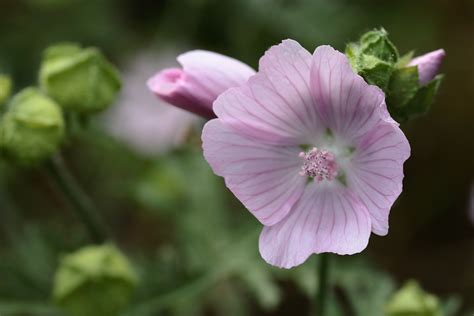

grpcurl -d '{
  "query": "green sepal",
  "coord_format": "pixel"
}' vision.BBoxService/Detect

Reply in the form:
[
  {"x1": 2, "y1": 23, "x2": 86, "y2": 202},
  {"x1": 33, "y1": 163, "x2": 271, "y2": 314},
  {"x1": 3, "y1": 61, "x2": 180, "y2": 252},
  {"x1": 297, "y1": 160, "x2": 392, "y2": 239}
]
[
  {"x1": 395, "y1": 51, "x2": 415, "y2": 69},
  {"x1": 39, "y1": 42, "x2": 121, "y2": 114},
  {"x1": 389, "y1": 75, "x2": 444, "y2": 122},
  {"x1": 358, "y1": 54, "x2": 394, "y2": 90},
  {"x1": 387, "y1": 66, "x2": 420, "y2": 109}
]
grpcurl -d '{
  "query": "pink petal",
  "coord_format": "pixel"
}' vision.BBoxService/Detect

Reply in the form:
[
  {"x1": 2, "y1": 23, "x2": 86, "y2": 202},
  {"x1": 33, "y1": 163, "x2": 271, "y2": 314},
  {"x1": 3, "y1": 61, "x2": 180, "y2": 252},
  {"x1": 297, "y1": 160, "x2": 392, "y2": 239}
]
[
  {"x1": 348, "y1": 122, "x2": 410, "y2": 235},
  {"x1": 259, "y1": 183, "x2": 371, "y2": 268},
  {"x1": 214, "y1": 40, "x2": 324, "y2": 146},
  {"x1": 310, "y1": 45, "x2": 389, "y2": 141},
  {"x1": 202, "y1": 119, "x2": 306, "y2": 226},
  {"x1": 147, "y1": 50, "x2": 255, "y2": 119},
  {"x1": 408, "y1": 49, "x2": 445, "y2": 85}
]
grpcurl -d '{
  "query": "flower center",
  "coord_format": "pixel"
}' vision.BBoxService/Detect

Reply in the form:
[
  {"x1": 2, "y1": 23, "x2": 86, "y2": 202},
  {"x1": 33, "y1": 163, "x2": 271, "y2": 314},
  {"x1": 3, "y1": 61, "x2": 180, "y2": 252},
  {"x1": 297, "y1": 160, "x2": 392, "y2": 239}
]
[{"x1": 299, "y1": 147, "x2": 338, "y2": 182}]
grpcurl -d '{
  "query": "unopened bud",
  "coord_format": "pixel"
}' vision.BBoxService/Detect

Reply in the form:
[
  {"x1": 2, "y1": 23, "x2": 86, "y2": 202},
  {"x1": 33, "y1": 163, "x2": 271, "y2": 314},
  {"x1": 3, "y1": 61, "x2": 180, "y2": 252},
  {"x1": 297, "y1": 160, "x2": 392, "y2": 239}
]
[
  {"x1": 0, "y1": 88, "x2": 64, "y2": 165},
  {"x1": 39, "y1": 43, "x2": 121, "y2": 113}
]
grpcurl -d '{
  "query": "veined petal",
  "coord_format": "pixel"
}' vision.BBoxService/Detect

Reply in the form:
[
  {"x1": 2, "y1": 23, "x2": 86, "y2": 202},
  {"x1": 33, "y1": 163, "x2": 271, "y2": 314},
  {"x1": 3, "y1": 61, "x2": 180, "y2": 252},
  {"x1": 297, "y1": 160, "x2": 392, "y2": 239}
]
[
  {"x1": 202, "y1": 119, "x2": 306, "y2": 226},
  {"x1": 214, "y1": 40, "x2": 324, "y2": 146},
  {"x1": 310, "y1": 45, "x2": 389, "y2": 142},
  {"x1": 348, "y1": 122, "x2": 410, "y2": 235},
  {"x1": 259, "y1": 183, "x2": 371, "y2": 269},
  {"x1": 148, "y1": 50, "x2": 255, "y2": 119},
  {"x1": 408, "y1": 49, "x2": 445, "y2": 85}
]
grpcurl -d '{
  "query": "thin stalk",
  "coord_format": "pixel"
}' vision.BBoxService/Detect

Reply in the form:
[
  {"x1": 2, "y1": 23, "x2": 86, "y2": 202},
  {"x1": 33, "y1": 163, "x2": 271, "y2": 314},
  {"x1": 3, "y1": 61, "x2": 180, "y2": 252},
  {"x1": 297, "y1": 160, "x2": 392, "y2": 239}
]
[
  {"x1": 45, "y1": 154, "x2": 109, "y2": 243},
  {"x1": 315, "y1": 253, "x2": 330, "y2": 316}
]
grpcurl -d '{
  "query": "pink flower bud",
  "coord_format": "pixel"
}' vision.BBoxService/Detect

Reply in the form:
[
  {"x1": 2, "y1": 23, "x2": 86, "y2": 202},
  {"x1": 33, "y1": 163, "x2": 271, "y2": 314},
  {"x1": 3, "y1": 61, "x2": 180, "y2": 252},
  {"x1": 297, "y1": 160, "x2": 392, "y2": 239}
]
[
  {"x1": 147, "y1": 50, "x2": 255, "y2": 119},
  {"x1": 408, "y1": 49, "x2": 445, "y2": 85}
]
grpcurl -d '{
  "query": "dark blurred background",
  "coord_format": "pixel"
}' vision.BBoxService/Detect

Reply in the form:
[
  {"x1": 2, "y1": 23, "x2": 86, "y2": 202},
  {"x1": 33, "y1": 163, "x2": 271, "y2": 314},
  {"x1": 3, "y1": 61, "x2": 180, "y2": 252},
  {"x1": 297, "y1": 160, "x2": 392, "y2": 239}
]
[{"x1": 0, "y1": 0, "x2": 473, "y2": 315}]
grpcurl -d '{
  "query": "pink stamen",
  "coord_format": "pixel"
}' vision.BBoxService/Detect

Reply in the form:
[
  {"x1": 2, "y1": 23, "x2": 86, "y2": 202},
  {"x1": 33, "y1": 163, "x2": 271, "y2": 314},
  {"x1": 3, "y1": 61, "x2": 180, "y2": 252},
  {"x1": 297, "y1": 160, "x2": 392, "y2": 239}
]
[{"x1": 299, "y1": 147, "x2": 338, "y2": 182}]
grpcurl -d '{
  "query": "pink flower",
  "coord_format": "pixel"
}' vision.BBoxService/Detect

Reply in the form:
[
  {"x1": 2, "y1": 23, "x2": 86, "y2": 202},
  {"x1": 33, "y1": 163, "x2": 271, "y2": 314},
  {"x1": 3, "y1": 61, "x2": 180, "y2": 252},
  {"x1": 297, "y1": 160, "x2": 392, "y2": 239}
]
[
  {"x1": 408, "y1": 49, "x2": 445, "y2": 85},
  {"x1": 202, "y1": 40, "x2": 410, "y2": 268},
  {"x1": 147, "y1": 50, "x2": 256, "y2": 119}
]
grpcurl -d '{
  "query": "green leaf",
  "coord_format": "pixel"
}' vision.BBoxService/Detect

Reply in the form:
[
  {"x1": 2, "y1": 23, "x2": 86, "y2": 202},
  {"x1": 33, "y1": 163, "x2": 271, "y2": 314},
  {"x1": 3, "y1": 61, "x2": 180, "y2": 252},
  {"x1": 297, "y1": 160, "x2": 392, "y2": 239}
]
[{"x1": 387, "y1": 66, "x2": 420, "y2": 109}]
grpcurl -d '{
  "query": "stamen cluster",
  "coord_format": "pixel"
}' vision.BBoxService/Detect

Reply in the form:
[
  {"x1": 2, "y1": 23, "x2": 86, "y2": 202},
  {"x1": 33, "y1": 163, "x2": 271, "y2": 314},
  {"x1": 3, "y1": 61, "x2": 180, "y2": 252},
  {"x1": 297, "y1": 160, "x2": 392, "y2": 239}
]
[{"x1": 299, "y1": 147, "x2": 338, "y2": 182}]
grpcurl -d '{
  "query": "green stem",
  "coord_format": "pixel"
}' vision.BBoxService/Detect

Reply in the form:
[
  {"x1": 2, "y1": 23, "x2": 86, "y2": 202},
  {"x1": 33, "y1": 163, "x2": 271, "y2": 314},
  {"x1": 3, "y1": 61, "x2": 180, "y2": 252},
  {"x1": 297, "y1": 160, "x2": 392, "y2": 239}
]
[
  {"x1": 45, "y1": 154, "x2": 109, "y2": 244},
  {"x1": 315, "y1": 253, "x2": 330, "y2": 316}
]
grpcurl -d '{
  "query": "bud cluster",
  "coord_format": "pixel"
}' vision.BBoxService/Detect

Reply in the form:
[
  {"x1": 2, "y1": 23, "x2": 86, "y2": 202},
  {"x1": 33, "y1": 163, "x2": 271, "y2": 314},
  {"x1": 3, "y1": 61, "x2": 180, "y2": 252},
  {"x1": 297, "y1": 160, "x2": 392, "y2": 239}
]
[
  {"x1": 0, "y1": 43, "x2": 121, "y2": 165},
  {"x1": 346, "y1": 28, "x2": 444, "y2": 122}
]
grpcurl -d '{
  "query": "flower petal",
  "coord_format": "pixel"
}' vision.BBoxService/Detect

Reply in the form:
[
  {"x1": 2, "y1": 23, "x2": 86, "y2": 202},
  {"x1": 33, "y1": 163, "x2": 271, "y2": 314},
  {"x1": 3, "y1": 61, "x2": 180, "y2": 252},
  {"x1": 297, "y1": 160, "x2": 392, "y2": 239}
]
[
  {"x1": 148, "y1": 50, "x2": 255, "y2": 119},
  {"x1": 408, "y1": 49, "x2": 445, "y2": 85},
  {"x1": 310, "y1": 45, "x2": 389, "y2": 142},
  {"x1": 214, "y1": 40, "x2": 324, "y2": 145},
  {"x1": 348, "y1": 122, "x2": 410, "y2": 235},
  {"x1": 259, "y1": 183, "x2": 371, "y2": 268},
  {"x1": 202, "y1": 119, "x2": 306, "y2": 226}
]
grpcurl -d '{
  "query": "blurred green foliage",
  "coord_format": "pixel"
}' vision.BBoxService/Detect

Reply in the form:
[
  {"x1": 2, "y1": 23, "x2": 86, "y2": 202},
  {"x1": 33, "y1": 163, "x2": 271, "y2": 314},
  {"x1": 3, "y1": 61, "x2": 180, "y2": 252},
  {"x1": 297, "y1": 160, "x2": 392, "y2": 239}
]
[{"x1": 0, "y1": 0, "x2": 473, "y2": 315}]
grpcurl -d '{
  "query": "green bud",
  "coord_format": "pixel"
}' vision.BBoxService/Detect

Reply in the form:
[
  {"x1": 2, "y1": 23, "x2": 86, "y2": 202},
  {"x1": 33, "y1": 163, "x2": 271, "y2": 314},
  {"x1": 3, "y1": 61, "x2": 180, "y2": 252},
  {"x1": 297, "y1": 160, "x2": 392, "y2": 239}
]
[
  {"x1": 53, "y1": 244, "x2": 137, "y2": 316},
  {"x1": 346, "y1": 28, "x2": 399, "y2": 90},
  {"x1": 0, "y1": 74, "x2": 13, "y2": 105},
  {"x1": 358, "y1": 28, "x2": 399, "y2": 63},
  {"x1": 0, "y1": 88, "x2": 64, "y2": 165},
  {"x1": 347, "y1": 29, "x2": 444, "y2": 122},
  {"x1": 385, "y1": 280, "x2": 442, "y2": 316},
  {"x1": 39, "y1": 43, "x2": 121, "y2": 114}
]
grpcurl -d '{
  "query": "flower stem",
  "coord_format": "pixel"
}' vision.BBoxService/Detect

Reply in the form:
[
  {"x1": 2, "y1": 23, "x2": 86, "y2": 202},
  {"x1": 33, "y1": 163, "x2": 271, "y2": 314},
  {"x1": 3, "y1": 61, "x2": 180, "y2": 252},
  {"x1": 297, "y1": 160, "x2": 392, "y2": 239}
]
[
  {"x1": 315, "y1": 253, "x2": 330, "y2": 316},
  {"x1": 45, "y1": 154, "x2": 109, "y2": 244}
]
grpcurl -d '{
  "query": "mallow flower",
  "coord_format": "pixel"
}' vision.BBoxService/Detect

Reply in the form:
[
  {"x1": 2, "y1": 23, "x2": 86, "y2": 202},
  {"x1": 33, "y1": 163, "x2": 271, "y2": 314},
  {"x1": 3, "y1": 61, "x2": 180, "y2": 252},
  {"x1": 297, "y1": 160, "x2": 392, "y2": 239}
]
[
  {"x1": 408, "y1": 49, "x2": 445, "y2": 85},
  {"x1": 202, "y1": 40, "x2": 410, "y2": 268},
  {"x1": 147, "y1": 50, "x2": 255, "y2": 119}
]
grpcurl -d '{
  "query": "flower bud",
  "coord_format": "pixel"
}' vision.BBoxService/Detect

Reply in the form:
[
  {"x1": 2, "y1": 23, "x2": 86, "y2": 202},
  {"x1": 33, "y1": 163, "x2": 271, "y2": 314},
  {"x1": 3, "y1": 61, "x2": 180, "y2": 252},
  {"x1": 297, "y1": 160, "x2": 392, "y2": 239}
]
[
  {"x1": 0, "y1": 74, "x2": 12, "y2": 105},
  {"x1": 0, "y1": 88, "x2": 64, "y2": 165},
  {"x1": 147, "y1": 50, "x2": 255, "y2": 119},
  {"x1": 53, "y1": 244, "x2": 137, "y2": 316},
  {"x1": 346, "y1": 28, "x2": 399, "y2": 90},
  {"x1": 385, "y1": 280, "x2": 441, "y2": 316},
  {"x1": 346, "y1": 29, "x2": 445, "y2": 122},
  {"x1": 408, "y1": 49, "x2": 446, "y2": 85},
  {"x1": 39, "y1": 43, "x2": 121, "y2": 113}
]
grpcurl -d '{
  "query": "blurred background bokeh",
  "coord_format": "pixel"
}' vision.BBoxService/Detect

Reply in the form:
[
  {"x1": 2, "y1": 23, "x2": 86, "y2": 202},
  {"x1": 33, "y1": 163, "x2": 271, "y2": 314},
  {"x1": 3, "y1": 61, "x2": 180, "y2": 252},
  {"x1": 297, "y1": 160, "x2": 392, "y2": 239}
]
[{"x1": 0, "y1": 0, "x2": 473, "y2": 315}]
